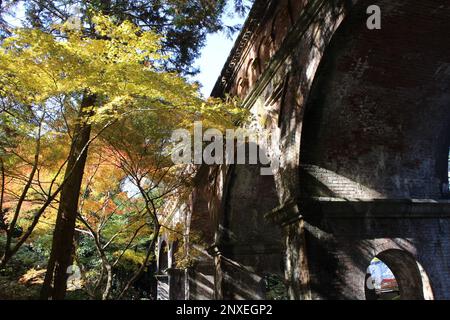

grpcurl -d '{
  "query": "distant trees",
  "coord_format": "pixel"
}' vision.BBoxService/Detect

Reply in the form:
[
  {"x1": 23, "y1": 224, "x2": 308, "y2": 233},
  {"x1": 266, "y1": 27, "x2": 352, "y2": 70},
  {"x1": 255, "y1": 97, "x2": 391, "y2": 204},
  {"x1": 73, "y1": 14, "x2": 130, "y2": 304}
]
[{"x1": 0, "y1": 96, "x2": 72, "y2": 268}]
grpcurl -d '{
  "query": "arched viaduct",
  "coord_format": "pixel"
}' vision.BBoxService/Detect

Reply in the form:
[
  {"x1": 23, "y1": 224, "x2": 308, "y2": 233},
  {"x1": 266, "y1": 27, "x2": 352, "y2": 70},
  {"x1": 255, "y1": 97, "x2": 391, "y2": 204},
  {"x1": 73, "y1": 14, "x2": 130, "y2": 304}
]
[{"x1": 160, "y1": 0, "x2": 450, "y2": 300}]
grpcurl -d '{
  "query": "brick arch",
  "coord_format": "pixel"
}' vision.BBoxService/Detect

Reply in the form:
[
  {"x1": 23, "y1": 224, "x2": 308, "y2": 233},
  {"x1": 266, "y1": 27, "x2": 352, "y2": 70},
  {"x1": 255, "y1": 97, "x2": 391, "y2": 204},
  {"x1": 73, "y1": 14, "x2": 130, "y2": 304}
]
[
  {"x1": 270, "y1": 3, "x2": 292, "y2": 49},
  {"x1": 246, "y1": 58, "x2": 257, "y2": 88},
  {"x1": 268, "y1": 12, "x2": 279, "y2": 54},
  {"x1": 298, "y1": 0, "x2": 450, "y2": 200},
  {"x1": 217, "y1": 145, "x2": 284, "y2": 299},
  {"x1": 367, "y1": 249, "x2": 433, "y2": 300},
  {"x1": 236, "y1": 77, "x2": 247, "y2": 97},
  {"x1": 189, "y1": 167, "x2": 218, "y2": 246},
  {"x1": 363, "y1": 242, "x2": 433, "y2": 300},
  {"x1": 220, "y1": 163, "x2": 281, "y2": 248},
  {"x1": 194, "y1": 0, "x2": 450, "y2": 301},
  {"x1": 257, "y1": 36, "x2": 271, "y2": 73},
  {"x1": 274, "y1": 0, "x2": 450, "y2": 300}
]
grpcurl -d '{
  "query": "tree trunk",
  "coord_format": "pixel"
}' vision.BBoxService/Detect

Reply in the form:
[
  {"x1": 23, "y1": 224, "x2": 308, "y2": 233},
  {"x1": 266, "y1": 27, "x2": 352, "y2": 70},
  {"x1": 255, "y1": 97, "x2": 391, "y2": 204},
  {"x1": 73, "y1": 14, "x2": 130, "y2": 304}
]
[
  {"x1": 40, "y1": 94, "x2": 96, "y2": 300},
  {"x1": 93, "y1": 233, "x2": 113, "y2": 300},
  {"x1": 0, "y1": 158, "x2": 5, "y2": 216},
  {"x1": 102, "y1": 259, "x2": 113, "y2": 300}
]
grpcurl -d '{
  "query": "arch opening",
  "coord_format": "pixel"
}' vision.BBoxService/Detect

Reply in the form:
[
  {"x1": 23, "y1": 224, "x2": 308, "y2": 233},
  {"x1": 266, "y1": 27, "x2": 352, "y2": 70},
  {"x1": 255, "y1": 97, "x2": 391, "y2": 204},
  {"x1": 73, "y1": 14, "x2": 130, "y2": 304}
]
[
  {"x1": 218, "y1": 144, "x2": 285, "y2": 299},
  {"x1": 365, "y1": 257, "x2": 399, "y2": 300},
  {"x1": 364, "y1": 249, "x2": 431, "y2": 300}
]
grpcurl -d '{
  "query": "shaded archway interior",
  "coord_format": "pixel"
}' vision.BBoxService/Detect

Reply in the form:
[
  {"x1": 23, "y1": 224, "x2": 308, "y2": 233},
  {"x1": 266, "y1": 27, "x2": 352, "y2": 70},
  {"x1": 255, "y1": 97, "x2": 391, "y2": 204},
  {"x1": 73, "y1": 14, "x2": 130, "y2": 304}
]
[
  {"x1": 300, "y1": 0, "x2": 450, "y2": 200},
  {"x1": 296, "y1": 0, "x2": 450, "y2": 300},
  {"x1": 158, "y1": 241, "x2": 168, "y2": 272},
  {"x1": 218, "y1": 161, "x2": 284, "y2": 299}
]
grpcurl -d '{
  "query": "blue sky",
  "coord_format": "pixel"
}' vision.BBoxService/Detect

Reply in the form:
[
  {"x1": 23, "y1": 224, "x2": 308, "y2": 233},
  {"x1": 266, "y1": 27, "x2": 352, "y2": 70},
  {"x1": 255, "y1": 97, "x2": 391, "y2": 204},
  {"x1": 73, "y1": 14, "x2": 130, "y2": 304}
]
[{"x1": 4, "y1": 2, "x2": 248, "y2": 98}]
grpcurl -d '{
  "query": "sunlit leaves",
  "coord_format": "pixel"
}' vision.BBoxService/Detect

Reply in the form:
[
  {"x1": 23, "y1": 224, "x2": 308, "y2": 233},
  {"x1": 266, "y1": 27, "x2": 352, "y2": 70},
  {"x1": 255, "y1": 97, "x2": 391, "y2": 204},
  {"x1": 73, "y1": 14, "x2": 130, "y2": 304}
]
[
  {"x1": 0, "y1": 12, "x2": 247, "y2": 295},
  {"x1": 1, "y1": 12, "x2": 245, "y2": 130}
]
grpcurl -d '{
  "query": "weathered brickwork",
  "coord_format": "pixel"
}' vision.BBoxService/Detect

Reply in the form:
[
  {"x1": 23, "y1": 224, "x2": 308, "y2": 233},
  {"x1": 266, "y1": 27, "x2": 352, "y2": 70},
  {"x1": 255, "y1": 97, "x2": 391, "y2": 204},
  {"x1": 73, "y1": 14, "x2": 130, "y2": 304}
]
[
  {"x1": 300, "y1": 0, "x2": 450, "y2": 200},
  {"x1": 297, "y1": 199, "x2": 450, "y2": 299},
  {"x1": 157, "y1": 0, "x2": 450, "y2": 300}
]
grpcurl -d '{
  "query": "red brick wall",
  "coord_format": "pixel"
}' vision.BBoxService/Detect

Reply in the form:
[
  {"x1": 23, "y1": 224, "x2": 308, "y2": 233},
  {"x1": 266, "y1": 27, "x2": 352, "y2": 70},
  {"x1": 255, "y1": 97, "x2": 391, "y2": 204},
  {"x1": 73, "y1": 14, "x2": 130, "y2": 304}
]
[
  {"x1": 300, "y1": 0, "x2": 450, "y2": 200},
  {"x1": 191, "y1": 0, "x2": 450, "y2": 300}
]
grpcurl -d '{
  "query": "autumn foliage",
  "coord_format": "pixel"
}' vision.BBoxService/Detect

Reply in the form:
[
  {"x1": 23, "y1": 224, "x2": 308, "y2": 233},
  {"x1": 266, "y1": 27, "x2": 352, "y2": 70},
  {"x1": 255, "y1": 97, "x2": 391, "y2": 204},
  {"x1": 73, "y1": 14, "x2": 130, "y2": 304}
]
[{"x1": 0, "y1": 12, "x2": 245, "y2": 299}]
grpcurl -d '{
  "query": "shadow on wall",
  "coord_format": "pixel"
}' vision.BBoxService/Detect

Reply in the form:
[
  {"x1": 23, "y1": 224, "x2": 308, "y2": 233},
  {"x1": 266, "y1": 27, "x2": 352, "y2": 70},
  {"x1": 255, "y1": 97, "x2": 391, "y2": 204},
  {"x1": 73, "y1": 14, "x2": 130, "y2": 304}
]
[
  {"x1": 364, "y1": 249, "x2": 433, "y2": 300},
  {"x1": 294, "y1": 1, "x2": 450, "y2": 298},
  {"x1": 188, "y1": 267, "x2": 215, "y2": 300},
  {"x1": 302, "y1": 213, "x2": 444, "y2": 300},
  {"x1": 299, "y1": 0, "x2": 450, "y2": 200},
  {"x1": 216, "y1": 143, "x2": 285, "y2": 299}
]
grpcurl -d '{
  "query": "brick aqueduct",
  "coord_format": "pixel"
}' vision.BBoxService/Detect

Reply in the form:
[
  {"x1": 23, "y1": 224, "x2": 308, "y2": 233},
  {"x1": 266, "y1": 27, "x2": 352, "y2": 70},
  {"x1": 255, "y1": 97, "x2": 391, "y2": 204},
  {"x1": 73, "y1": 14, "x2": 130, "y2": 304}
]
[{"x1": 155, "y1": 0, "x2": 450, "y2": 300}]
